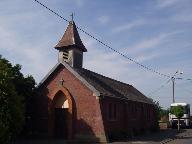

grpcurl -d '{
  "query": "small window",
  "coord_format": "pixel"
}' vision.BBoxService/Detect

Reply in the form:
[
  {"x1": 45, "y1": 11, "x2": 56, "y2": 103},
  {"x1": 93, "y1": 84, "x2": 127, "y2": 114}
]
[{"x1": 108, "y1": 103, "x2": 117, "y2": 121}]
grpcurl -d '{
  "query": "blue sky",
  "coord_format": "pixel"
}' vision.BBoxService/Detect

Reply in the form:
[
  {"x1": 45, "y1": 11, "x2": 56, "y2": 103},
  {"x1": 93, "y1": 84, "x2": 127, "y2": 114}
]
[{"x1": 0, "y1": 0, "x2": 192, "y2": 110}]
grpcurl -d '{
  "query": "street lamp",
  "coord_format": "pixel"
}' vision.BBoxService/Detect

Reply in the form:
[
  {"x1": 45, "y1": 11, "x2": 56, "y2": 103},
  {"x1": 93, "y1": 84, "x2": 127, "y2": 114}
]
[{"x1": 171, "y1": 70, "x2": 183, "y2": 103}]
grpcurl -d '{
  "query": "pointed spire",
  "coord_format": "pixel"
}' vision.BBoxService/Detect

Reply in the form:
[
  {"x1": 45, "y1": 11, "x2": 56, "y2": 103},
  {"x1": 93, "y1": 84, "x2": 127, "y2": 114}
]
[
  {"x1": 54, "y1": 21, "x2": 87, "y2": 52},
  {"x1": 70, "y1": 13, "x2": 74, "y2": 22}
]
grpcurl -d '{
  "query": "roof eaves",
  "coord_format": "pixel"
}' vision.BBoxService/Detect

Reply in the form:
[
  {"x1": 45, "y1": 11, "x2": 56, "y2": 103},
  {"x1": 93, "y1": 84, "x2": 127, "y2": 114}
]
[
  {"x1": 37, "y1": 62, "x2": 100, "y2": 97},
  {"x1": 37, "y1": 62, "x2": 61, "y2": 88},
  {"x1": 61, "y1": 62, "x2": 100, "y2": 97},
  {"x1": 102, "y1": 93, "x2": 154, "y2": 105}
]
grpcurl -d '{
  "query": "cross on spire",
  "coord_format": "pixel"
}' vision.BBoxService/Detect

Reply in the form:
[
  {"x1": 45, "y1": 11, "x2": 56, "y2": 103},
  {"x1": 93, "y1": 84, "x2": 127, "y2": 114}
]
[{"x1": 70, "y1": 13, "x2": 74, "y2": 22}]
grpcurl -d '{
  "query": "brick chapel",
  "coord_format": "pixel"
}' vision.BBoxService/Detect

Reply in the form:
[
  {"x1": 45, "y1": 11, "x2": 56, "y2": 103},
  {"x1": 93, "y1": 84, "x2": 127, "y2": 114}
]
[{"x1": 33, "y1": 20, "x2": 158, "y2": 142}]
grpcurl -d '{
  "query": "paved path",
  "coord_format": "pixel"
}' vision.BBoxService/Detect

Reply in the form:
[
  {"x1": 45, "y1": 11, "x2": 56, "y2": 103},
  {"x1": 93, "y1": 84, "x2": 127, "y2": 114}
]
[
  {"x1": 15, "y1": 129, "x2": 192, "y2": 144},
  {"x1": 110, "y1": 129, "x2": 192, "y2": 144},
  {"x1": 15, "y1": 140, "x2": 67, "y2": 144},
  {"x1": 167, "y1": 129, "x2": 192, "y2": 144}
]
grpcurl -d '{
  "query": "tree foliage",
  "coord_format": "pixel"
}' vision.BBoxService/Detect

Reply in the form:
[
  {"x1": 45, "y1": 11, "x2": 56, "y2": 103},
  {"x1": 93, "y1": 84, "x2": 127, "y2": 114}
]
[
  {"x1": 170, "y1": 105, "x2": 184, "y2": 131},
  {"x1": 148, "y1": 98, "x2": 160, "y2": 130},
  {"x1": 170, "y1": 105, "x2": 184, "y2": 119},
  {"x1": 0, "y1": 55, "x2": 35, "y2": 143},
  {"x1": 149, "y1": 99, "x2": 168, "y2": 120}
]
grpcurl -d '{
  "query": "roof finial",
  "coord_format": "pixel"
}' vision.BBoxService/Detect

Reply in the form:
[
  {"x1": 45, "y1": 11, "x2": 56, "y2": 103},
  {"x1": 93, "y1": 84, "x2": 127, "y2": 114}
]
[{"x1": 70, "y1": 13, "x2": 74, "y2": 22}]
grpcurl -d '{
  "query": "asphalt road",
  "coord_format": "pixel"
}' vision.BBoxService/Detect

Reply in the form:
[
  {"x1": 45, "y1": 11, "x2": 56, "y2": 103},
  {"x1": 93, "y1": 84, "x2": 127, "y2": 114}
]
[
  {"x1": 167, "y1": 129, "x2": 192, "y2": 144},
  {"x1": 15, "y1": 129, "x2": 192, "y2": 144},
  {"x1": 110, "y1": 129, "x2": 192, "y2": 144}
]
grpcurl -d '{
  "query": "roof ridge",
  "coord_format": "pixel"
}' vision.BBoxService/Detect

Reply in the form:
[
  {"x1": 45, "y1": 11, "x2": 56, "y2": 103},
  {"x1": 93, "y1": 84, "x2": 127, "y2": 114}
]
[
  {"x1": 81, "y1": 68, "x2": 132, "y2": 87},
  {"x1": 38, "y1": 64, "x2": 153, "y2": 104},
  {"x1": 75, "y1": 68, "x2": 153, "y2": 104}
]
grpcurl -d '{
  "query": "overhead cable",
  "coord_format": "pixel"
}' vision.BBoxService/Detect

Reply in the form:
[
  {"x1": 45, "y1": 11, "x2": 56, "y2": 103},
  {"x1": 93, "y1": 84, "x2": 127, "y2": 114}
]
[
  {"x1": 147, "y1": 78, "x2": 171, "y2": 96},
  {"x1": 33, "y1": 0, "x2": 170, "y2": 78}
]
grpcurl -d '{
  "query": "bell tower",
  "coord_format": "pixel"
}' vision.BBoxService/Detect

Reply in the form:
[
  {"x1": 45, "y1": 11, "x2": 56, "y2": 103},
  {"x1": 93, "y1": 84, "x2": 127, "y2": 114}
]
[{"x1": 54, "y1": 20, "x2": 87, "y2": 68}]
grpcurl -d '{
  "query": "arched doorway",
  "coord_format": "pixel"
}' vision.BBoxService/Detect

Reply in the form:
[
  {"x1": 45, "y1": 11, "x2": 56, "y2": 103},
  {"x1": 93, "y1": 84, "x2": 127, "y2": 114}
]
[{"x1": 52, "y1": 91, "x2": 70, "y2": 139}]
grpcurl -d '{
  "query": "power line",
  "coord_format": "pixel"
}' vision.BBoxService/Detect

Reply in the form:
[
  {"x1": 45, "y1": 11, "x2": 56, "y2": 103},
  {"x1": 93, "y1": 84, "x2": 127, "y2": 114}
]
[
  {"x1": 148, "y1": 73, "x2": 192, "y2": 98},
  {"x1": 177, "y1": 78, "x2": 192, "y2": 82},
  {"x1": 33, "y1": 0, "x2": 170, "y2": 78},
  {"x1": 175, "y1": 80, "x2": 192, "y2": 94},
  {"x1": 147, "y1": 78, "x2": 171, "y2": 96},
  {"x1": 178, "y1": 86, "x2": 192, "y2": 95}
]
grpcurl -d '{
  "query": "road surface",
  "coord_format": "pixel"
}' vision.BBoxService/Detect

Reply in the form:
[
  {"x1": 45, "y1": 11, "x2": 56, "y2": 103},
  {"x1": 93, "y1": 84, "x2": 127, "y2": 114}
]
[
  {"x1": 15, "y1": 129, "x2": 192, "y2": 144},
  {"x1": 167, "y1": 129, "x2": 192, "y2": 144},
  {"x1": 110, "y1": 129, "x2": 192, "y2": 144}
]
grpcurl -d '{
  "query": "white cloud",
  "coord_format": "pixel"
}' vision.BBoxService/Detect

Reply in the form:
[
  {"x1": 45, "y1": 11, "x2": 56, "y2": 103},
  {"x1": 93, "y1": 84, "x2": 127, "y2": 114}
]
[
  {"x1": 83, "y1": 37, "x2": 130, "y2": 80},
  {"x1": 127, "y1": 34, "x2": 167, "y2": 52},
  {"x1": 135, "y1": 53, "x2": 159, "y2": 63},
  {"x1": 97, "y1": 15, "x2": 110, "y2": 24},
  {"x1": 82, "y1": 37, "x2": 97, "y2": 49},
  {"x1": 0, "y1": 26, "x2": 16, "y2": 51},
  {"x1": 74, "y1": 0, "x2": 85, "y2": 7},
  {"x1": 0, "y1": 0, "x2": 191, "y2": 110},
  {"x1": 157, "y1": 0, "x2": 179, "y2": 8},
  {"x1": 0, "y1": 27, "x2": 56, "y2": 82},
  {"x1": 123, "y1": 31, "x2": 182, "y2": 55},
  {"x1": 172, "y1": 14, "x2": 192, "y2": 22},
  {"x1": 112, "y1": 19, "x2": 146, "y2": 33},
  {"x1": 0, "y1": 13, "x2": 57, "y2": 82}
]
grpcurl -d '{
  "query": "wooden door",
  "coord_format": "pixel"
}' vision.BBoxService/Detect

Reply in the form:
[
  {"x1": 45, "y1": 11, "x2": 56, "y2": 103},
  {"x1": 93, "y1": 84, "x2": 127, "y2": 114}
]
[{"x1": 54, "y1": 108, "x2": 68, "y2": 139}]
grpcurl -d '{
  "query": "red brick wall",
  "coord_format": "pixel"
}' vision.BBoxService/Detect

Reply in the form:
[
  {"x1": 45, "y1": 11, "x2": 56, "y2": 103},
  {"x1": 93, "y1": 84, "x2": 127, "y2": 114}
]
[
  {"x1": 36, "y1": 64, "x2": 157, "y2": 141},
  {"x1": 38, "y1": 65, "x2": 106, "y2": 140},
  {"x1": 100, "y1": 97, "x2": 126, "y2": 132},
  {"x1": 100, "y1": 96, "x2": 157, "y2": 138}
]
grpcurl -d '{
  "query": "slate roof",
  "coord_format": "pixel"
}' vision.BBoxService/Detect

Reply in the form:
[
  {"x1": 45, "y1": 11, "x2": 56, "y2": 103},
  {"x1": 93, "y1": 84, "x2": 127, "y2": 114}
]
[
  {"x1": 54, "y1": 21, "x2": 87, "y2": 52},
  {"x1": 42, "y1": 19, "x2": 153, "y2": 105},
  {"x1": 75, "y1": 68, "x2": 154, "y2": 104},
  {"x1": 38, "y1": 62, "x2": 153, "y2": 104},
  {"x1": 37, "y1": 62, "x2": 100, "y2": 96}
]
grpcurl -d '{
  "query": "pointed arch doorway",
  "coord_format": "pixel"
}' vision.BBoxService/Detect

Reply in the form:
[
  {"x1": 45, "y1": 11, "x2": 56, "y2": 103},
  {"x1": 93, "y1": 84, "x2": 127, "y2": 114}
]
[{"x1": 52, "y1": 90, "x2": 72, "y2": 139}]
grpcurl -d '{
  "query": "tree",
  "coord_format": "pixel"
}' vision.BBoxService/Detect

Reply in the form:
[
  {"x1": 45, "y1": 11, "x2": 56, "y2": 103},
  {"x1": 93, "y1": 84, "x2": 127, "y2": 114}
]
[
  {"x1": 159, "y1": 108, "x2": 169, "y2": 122},
  {"x1": 148, "y1": 98, "x2": 160, "y2": 130},
  {"x1": 170, "y1": 105, "x2": 184, "y2": 132},
  {"x1": 0, "y1": 55, "x2": 35, "y2": 143}
]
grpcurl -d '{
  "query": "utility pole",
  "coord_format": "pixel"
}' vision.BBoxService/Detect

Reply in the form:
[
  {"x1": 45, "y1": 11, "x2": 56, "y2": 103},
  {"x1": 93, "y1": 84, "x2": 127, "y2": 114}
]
[
  {"x1": 171, "y1": 71, "x2": 183, "y2": 103},
  {"x1": 171, "y1": 77, "x2": 175, "y2": 103}
]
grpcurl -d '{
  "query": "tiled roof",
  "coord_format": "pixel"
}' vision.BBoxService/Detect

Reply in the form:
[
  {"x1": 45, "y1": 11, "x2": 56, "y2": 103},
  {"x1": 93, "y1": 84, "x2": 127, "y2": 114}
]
[
  {"x1": 75, "y1": 68, "x2": 154, "y2": 104},
  {"x1": 55, "y1": 21, "x2": 87, "y2": 52},
  {"x1": 38, "y1": 62, "x2": 153, "y2": 104}
]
